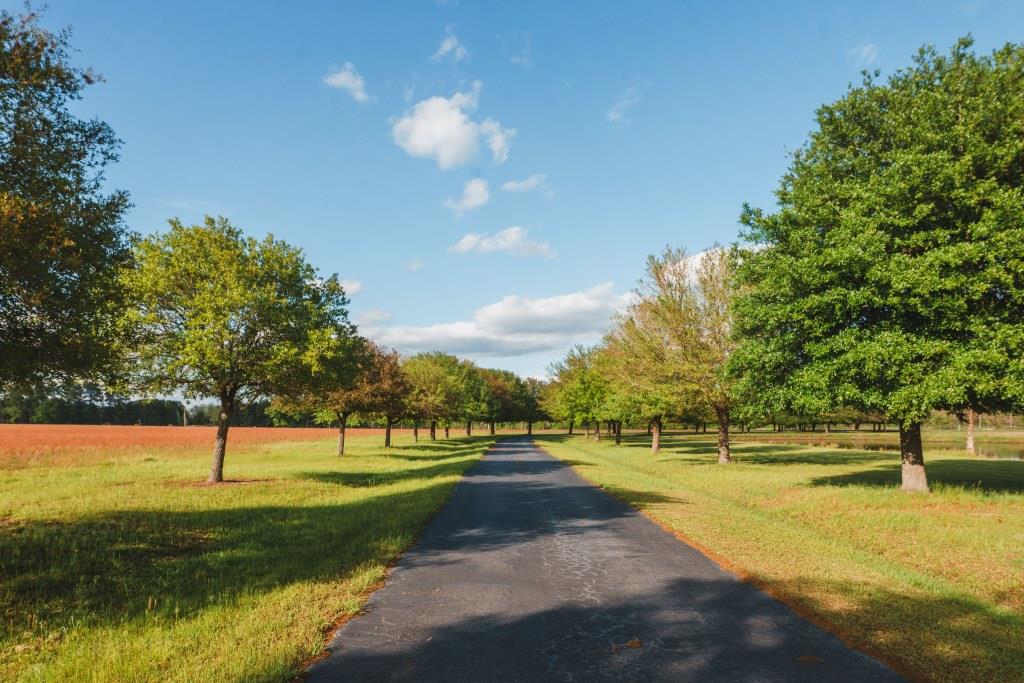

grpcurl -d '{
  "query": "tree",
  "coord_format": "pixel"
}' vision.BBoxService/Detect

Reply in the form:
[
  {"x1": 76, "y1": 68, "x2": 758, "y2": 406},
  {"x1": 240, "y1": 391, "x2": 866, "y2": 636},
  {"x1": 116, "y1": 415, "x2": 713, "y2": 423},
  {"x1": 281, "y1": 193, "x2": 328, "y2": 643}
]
[
  {"x1": 459, "y1": 363, "x2": 491, "y2": 436},
  {"x1": 121, "y1": 216, "x2": 351, "y2": 482},
  {"x1": 522, "y1": 377, "x2": 549, "y2": 435},
  {"x1": 270, "y1": 336, "x2": 368, "y2": 455},
  {"x1": 361, "y1": 346, "x2": 410, "y2": 448},
  {"x1": 604, "y1": 248, "x2": 738, "y2": 458},
  {"x1": 403, "y1": 352, "x2": 471, "y2": 440},
  {"x1": 1, "y1": 8, "x2": 131, "y2": 388},
  {"x1": 478, "y1": 367, "x2": 525, "y2": 435},
  {"x1": 732, "y1": 38, "x2": 1024, "y2": 492}
]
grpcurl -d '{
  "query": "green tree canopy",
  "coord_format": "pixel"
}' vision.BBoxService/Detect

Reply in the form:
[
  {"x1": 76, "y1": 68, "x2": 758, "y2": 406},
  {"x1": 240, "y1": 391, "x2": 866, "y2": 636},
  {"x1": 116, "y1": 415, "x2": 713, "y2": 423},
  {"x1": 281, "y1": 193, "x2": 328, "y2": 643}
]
[
  {"x1": 121, "y1": 216, "x2": 352, "y2": 482},
  {"x1": 1, "y1": 8, "x2": 131, "y2": 388},
  {"x1": 732, "y1": 37, "x2": 1024, "y2": 492}
]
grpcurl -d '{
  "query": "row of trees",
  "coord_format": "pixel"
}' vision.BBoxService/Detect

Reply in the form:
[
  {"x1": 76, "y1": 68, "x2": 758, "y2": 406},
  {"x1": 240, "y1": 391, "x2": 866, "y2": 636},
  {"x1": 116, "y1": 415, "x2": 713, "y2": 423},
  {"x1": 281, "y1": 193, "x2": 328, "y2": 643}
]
[
  {"x1": 273, "y1": 347, "x2": 547, "y2": 456},
  {"x1": 546, "y1": 37, "x2": 1024, "y2": 493}
]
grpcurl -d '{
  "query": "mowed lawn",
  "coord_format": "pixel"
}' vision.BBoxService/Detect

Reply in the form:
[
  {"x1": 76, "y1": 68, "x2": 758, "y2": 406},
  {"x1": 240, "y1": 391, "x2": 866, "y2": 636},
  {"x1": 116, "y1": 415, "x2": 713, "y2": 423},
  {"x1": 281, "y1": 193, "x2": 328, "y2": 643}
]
[
  {"x1": 0, "y1": 429, "x2": 494, "y2": 682},
  {"x1": 534, "y1": 432, "x2": 1024, "y2": 683}
]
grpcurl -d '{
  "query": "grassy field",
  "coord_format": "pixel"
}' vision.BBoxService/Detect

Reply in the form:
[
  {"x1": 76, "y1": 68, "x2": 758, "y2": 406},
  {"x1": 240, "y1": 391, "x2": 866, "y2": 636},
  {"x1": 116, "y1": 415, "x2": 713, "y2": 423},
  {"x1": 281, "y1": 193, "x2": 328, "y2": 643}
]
[
  {"x1": 534, "y1": 432, "x2": 1024, "y2": 683},
  {"x1": 0, "y1": 430, "x2": 493, "y2": 682}
]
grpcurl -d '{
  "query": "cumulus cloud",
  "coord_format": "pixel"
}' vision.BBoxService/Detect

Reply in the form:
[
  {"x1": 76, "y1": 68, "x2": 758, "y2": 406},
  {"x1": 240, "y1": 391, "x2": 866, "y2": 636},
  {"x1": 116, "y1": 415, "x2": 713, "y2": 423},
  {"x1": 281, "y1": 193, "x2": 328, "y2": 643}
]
[
  {"x1": 362, "y1": 283, "x2": 632, "y2": 357},
  {"x1": 500, "y1": 173, "x2": 546, "y2": 192},
  {"x1": 444, "y1": 178, "x2": 489, "y2": 215},
  {"x1": 847, "y1": 40, "x2": 878, "y2": 66},
  {"x1": 449, "y1": 226, "x2": 552, "y2": 257},
  {"x1": 323, "y1": 63, "x2": 370, "y2": 103},
  {"x1": 339, "y1": 279, "x2": 362, "y2": 295},
  {"x1": 607, "y1": 85, "x2": 640, "y2": 123},
  {"x1": 432, "y1": 25, "x2": 469, "y2": 62},
  {"x1": 407, "y1": 257, "x2": 425, "y2": 272},
  {"x1": 391, "y1": 81, "x2": 515, "y2": 169}
]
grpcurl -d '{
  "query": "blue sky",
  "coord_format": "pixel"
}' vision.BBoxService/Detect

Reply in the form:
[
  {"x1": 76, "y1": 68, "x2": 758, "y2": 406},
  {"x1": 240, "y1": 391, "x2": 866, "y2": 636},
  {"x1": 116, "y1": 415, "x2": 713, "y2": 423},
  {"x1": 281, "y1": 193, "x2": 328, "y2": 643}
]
[{"x1": 44, "y1": 0, "x2": 1024, "y2": 377}]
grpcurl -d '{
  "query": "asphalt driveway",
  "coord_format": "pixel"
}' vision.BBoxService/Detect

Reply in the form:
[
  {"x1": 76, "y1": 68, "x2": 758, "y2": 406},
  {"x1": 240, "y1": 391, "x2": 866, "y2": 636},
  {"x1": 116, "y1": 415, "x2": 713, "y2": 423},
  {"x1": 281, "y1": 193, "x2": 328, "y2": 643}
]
[{"x1": 306, "y1": 437, "x2": 901, "y2": 682}]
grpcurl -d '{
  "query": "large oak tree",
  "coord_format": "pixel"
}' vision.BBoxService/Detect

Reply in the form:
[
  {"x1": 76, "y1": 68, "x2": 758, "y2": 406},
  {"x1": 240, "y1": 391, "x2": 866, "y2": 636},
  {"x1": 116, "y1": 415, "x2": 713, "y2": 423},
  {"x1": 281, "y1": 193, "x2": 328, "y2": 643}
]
[{"x1": 732, "y1": 38, "x2": 1024, "y2": 492}]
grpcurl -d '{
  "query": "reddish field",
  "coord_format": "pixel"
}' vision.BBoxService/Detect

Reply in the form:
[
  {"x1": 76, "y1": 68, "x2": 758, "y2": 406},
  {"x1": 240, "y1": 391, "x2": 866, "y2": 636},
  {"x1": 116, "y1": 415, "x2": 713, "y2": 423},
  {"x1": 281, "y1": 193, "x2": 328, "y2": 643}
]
[{"x1": 0, "y1": 424, "x2": 401, "y2": 468}]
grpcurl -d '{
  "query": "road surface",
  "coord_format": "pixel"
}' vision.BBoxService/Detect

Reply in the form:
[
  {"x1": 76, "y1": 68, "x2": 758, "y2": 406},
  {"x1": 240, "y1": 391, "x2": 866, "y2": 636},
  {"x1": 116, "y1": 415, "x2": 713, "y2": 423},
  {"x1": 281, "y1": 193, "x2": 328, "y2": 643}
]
[{"x1": 306, "y1": 437, "x2": 901, "y2": 682}]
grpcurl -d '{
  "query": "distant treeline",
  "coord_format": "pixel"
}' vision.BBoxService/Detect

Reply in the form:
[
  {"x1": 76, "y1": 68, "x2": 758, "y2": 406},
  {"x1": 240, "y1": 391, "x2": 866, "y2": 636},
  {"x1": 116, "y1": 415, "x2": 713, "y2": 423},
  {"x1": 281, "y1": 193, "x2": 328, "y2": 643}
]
[{"x1": 0, "y1": 387, "x2": 315, "y2": 427}]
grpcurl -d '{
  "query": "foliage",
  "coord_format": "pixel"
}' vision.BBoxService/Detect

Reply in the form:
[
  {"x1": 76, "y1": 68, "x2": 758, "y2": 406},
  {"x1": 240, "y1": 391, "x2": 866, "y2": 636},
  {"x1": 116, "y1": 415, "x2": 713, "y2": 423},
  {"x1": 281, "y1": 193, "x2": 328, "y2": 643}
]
[
  {"x1": 0, "y1": 8, "x2": 131, "y2": 388},
  {"x1": 120, "y1": 216, "x2": 352, "y2": 479},
  {"x1": 732, "y1": 38, "x2": 1024, "y2": 490}
]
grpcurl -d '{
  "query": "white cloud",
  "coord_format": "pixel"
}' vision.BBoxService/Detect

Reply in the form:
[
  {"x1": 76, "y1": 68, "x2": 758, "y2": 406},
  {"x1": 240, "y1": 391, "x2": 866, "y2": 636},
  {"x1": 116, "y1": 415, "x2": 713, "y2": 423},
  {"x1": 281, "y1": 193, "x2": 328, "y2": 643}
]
[
  {"x1": 363, "y1": 283, "x2": 632, "y2": 357},
  {"x1": 479, "y1": 119, "x2": 513, "y2": 164},
  {"x1": 340, "y1": 279, "x2": 362, "y2": 295},
  {"x1": 500, "y1": 173, "x2": 546, "y2": 192},
  {"x1": 323, "y1": 63, "x2": 370, "y2": 103},
  {"x1": 449, "y1": 226, "x2": 552, "y2": 257},
  {"x1": 847, "y1": 40, "x2": 878, "y2": 67},
  {"x1": 391, "y1": 82, "x2": 515, "y2": 169},
  {"x1": 444, "y1": 178, "x2": 490, "y2": 215},
  {"x1": 432, "y1": 25, "x2": 469, "y2": 63},
  {"x1": 357, "y1": 308, "x2": 392, "y2": 323},
  {"x1": 407, "y1": 257, "x2": 424, "y2": 272},
  {"x1": 607, "y1": 85, "x2": 640, "y2": 123}
]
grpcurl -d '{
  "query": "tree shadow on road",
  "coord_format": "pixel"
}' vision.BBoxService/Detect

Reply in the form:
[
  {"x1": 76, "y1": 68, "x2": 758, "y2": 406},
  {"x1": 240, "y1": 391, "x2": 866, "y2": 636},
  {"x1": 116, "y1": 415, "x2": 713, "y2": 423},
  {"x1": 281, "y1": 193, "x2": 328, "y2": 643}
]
[{"x1": 306, "y1": 573, "x2": 917, "y2": 683}]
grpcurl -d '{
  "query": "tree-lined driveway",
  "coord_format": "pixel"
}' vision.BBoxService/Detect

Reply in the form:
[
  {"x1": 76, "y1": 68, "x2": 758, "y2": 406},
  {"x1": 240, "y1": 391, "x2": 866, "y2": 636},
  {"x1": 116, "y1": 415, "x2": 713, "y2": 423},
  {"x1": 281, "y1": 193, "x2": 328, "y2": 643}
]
[{"x1": 306, "y1": 438, "x2": 901, "y2": 682}]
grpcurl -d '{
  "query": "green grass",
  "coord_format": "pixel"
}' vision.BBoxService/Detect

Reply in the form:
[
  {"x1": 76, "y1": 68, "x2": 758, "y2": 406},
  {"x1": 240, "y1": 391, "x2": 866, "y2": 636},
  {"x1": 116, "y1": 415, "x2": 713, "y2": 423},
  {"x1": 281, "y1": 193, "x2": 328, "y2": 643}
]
[
  {"x1": 534, "y1": 432, "x2": 1024, "y2": 683},
  {"x1": 0, "y1": 434, "x2": 493, "y2": 682}
]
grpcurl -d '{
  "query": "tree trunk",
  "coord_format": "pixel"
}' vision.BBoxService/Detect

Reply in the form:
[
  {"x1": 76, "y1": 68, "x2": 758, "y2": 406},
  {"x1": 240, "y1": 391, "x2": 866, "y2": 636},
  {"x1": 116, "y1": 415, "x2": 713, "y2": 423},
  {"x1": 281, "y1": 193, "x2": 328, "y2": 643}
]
[
  {"x1": 336, "y1": 411, "x2": 348, "y2": 456},
  {"x1": 614, "y1": 421, "x2": 622, "y2": 445},
  {"x1": 966, "y1": 409, "x2": 976, "y2": 455},
  {"x1": 466, "y1": 420, "x2": 472, "y2": 436},
  {"x1": 899, "y1": 422, "x2": 929, "y2": 492},
  {"x1": 208, "y1": 396, "x2": 234, "y2": 483},
  {"x1": 444, "y1": 425, "x2": 450, "y2": 439},
  {"x1": 527, "y1": 421, "x2": 533, "y2": 435},
  {"x1": 568, "y1": 418, "x2": 574, "y2": 435},
  {"x1": 594, "y1": 421, "x2": 601, "y2": 442},
  {"x1": 430, "y1": 420, "x2": 437, "y2": 440},
  {"x1": 651, "y1": 417, "x2": 662, "y2": 453},
  {"x1": 385, "y1": 418, "x2": 393, "y2": 448},
  {"x1": 694, "y1": 422, "x2": 699, "y2": 434},
  {"x1": 413, "y1": 420, "x2": 419, "y2": 442},
  {"x1": 716, "y1": 407, "x2": 731, "y2": 464},
  {"x1": 584, "y1": 422, "x2": 590, "y2": 437},
  {"x1": 489, "y1": 421, "x2": 495, "y2": 436}
]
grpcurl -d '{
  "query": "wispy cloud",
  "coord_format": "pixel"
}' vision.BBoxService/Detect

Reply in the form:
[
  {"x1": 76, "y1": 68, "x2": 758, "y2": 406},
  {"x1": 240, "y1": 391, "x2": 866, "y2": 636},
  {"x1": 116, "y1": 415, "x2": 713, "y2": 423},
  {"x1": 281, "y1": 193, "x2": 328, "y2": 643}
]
[
  {"x1": 450, "y1": 226, "x2": 552, "y2": 257},
  {"x1": 323, "y1": 62, "x2": 370, "y2": 103},
  {"x1": 432, "y1": 25, "x2": 469, "y2": 63},
  {"x1": 607, "y1": 85, "x2": 640, "y2": 123},
  {"x1": 500, "y1": 173, "x2": 546, "y2": 193},
  {"x1": 407, "y1": 257, "x2": 425, "y2": 272},
  {"x1": 847, "y1": 40, "x2": 879, "y2": 67},
  {"x1": 339, "y1": 279, "x2": 362, "y2": 295},
  {"x1": 444, "y1": 178, "x2": 490, "y2": 215},
  {"x1": 391, "y1": 81, "x2": 515, "y2": 169}
]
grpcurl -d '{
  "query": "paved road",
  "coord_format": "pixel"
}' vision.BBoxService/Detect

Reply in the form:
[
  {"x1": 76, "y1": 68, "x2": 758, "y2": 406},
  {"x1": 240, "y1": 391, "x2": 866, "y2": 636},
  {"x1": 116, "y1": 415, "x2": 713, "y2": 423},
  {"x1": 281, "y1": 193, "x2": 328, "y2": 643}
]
[{"x1": 306, "y1": 437, "x2": 901, "y2": 682}]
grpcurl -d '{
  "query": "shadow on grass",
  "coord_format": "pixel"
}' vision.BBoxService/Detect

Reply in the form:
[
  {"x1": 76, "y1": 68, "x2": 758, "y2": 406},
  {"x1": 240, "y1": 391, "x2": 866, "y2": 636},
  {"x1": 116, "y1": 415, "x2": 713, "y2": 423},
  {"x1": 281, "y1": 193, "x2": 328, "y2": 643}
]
[
  {"x1": 812, "y1": 458, "x2": 1024, "y2": 494},
  {"x1": 297, "y1": 456, "x2": 479, "y2": 488}
]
